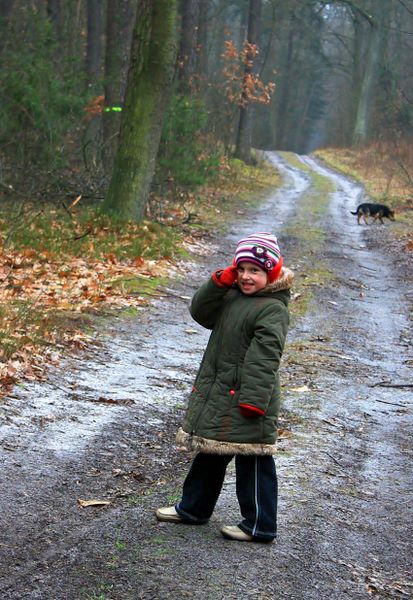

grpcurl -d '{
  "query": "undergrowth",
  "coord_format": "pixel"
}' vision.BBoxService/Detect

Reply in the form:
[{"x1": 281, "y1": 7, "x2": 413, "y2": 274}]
[
  {"x1": 315, "y1": 141, "x2": 413, "y2": 250},
  {"x1": 0, "y1": 156, "x2": 280, "y2": 391},
  {"x1": 315, "y1": 140, "x2": 413, "y2": 210}
]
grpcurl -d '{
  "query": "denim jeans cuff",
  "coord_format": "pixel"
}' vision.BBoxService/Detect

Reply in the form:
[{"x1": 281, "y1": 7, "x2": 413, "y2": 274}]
[
  {"x1": 239, "y1": 523, "x2": 276, "y2": 542},
  {"x1": 175, "y1": 503, "x2": 210, "y2": 525}
]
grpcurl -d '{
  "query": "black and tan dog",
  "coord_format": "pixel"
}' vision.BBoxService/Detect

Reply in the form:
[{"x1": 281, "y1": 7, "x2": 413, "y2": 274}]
[{"x1": 351, "y1": 203, "x2": 395, "y2": 225}]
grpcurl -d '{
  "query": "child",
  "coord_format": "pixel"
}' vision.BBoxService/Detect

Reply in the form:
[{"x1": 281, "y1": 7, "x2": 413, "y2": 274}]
[{"x1": 156, "y1": 232, "x2": 293, "y2": 542}]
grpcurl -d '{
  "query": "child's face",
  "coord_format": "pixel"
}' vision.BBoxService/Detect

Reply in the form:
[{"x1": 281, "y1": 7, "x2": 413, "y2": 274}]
[{"x1": 236, "y1": 262, "x2": 268, "y2": 295}]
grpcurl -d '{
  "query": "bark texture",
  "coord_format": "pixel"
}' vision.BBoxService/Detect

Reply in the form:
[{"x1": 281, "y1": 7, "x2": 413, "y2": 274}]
[
  {"x1": 352, "y1": 0, "x2": 388, "y2": 145},
  {"x1": 102, "y1": 0, "x2": 178, "y2": 221},
  {"x1": 178, "y1": 0, "x2": 200, "y2": 92},
  {"x1": 102, "y1": 0, "x2": 136, "y2": 172},
  {"x1": 86, "y1": 0, "x2": 103, "y2": 85},
  {"x1": 235, "y1": 0, "x2": 261, "y2": 164},
  {"x1": 195, "y1": 0, "x2": 209, "y2": 83}
]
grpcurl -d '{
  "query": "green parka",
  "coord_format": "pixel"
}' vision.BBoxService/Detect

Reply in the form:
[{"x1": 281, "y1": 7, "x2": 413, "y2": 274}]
[{"x1": 176, "y1": 267, "x2": 293, "y2": 456}]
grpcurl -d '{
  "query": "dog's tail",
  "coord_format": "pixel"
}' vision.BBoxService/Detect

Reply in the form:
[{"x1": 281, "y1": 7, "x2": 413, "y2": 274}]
[{"x1": 350, "y1": 211, "x2": 358, "y2": 215}]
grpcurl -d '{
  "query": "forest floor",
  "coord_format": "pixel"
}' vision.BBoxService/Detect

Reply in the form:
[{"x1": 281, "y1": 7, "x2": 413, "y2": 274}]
[{"x1": 0, "y1": 152, "x2": 412, "y2": 600}]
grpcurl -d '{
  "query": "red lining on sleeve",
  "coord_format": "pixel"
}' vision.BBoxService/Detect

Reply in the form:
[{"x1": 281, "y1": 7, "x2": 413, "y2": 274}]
[{"x1": 239, "y1": 403, "x2": 265, "y2": 417}]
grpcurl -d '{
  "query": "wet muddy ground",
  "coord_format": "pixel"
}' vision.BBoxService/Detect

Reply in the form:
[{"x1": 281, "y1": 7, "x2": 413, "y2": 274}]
[{"x1": 0, "y1": 153, "x2": 412, "y2": 600}]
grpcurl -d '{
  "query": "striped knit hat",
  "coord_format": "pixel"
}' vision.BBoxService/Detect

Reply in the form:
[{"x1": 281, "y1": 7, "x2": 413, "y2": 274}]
[{"x1": 234, "y1": 232, "x2": 283, "y2": 282}]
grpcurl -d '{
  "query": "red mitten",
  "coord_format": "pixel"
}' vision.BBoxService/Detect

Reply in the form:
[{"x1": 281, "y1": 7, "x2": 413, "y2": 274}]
[
  {"x1": 212, "y1": 265, "x2": 238, "y2": 288},
  {"x1": 239, "y1": 403, "x2": 265, "y2": 418}
]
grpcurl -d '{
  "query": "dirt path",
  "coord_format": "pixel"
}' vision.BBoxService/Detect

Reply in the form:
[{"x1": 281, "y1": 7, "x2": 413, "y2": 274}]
[{"x1": 1, "y1": 153, "x2": 412, "y2": 600}]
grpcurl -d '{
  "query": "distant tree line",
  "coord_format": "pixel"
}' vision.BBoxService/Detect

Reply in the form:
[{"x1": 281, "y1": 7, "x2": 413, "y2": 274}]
[{"x1": 0, "y1": 0, "x2": 412, "y2": 219}]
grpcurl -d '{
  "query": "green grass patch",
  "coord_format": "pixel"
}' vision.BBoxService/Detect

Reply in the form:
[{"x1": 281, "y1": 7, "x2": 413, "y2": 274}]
[
  {"x1": 313, "y1": 149, "x2": 362, "y2": 182},
  {"x1": 117, "y1": 306, "x2": 141, "y2": 318},
  {"x1": 114, "y1": 539, "x2": 127, "y2": 551},
  {"x1": 0, "y1": 204, "x2": 181, "y2": 367},
  {"x1": 230, "y1": 156, "x2": 282, "y2": 205},
  {"x1": 152, "y1": 536, "x2": 168, "y2": 545},
  {"x1": 0, "y1": 301, "x2": 58, "y2": 360},
  {"x1": 82, "y1": 583, "x2": 114, "y2": 600},
  {"x1": 0, "y1": 300, "x2": 96, "y2": 362},
  {"x1": 166, "y1": 491, "x2": 182, "y2": 505},
  {"x1": 0, "y1": 203, "x2": 182, "y2": 261},
  {"x1": 110, "y1": 275, "x2": 166, "y2": 296},
  {"x1": 126, "y1": 494, "x2": 144, "y2": 506},
  {"x1": 0, "y1": 302, "x2": 36, "y2": 360},
  {"x1": 278, "y1": 152, "x2": 336, "y2": 320},
  {"x1": 186, "y1": 154, "x2": 282, "y2": 235}
]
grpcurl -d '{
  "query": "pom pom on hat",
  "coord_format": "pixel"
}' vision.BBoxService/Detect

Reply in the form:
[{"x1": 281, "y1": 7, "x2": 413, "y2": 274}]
[{"x1": 234, "y1": 232, "x2": 283, "y2": 283}]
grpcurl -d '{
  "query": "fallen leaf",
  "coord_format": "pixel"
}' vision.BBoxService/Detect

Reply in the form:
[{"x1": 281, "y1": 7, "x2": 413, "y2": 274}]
[
  {"x1": 77, "y1": 499, "x2": 111, "y2": 508},
  {"x1": 277, "y1": 428, "x2": 293, "y2": 439},
  {"x1": 134, "y1": 256, "x2": 145, "y2": 267},
  {"x1": 366, "y1": 584, "x2": 379, "y2": 595},
  {"x1": 290, "y1": 385, "x2": 311, "y2": 393},
  {"x1": 96, "y1": 396, "x2": 134, "y2": 405}
]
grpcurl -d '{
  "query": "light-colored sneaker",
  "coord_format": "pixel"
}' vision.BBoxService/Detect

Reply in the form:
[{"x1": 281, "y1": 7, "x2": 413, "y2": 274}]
[
  {"x1": 155, "y1": 506, "x2": 183, "y2": 523},
  {"x1": 220, "y1": 525, "x2": 255, "y2": 542}
]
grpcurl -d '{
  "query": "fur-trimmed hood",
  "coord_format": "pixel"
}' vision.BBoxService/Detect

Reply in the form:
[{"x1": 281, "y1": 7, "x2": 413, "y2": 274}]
[{"x1": 261, "y1": 266, "x2": 294, "y2": 294}]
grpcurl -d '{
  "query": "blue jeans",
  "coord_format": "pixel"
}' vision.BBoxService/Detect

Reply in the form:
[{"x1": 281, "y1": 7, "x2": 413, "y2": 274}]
[{"x1": 176, "y1": 453, "x2": 277, "y2": 541}]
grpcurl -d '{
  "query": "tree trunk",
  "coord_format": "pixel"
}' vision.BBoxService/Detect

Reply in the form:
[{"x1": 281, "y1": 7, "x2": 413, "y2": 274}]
[
  {"x1": 102, "y1": 0, "x2": 136, "y2": 173},
  {"x1": 210, "y1": 0, "x2": 230, "y2": 78},
  {"x1": 47, "y1": 0, "x2": 60, "y2": 33},
  {"x1": 195, "y1": 0, "x2": 209, "y2": 86},
  {"x1": 348, "y1": 12, "x2": 365, "y2": 145},
  {"x1": 0, "y1": 0, "x2": 13, "y2": 52},
  {"x1": 352, "y1": 0, "x2": 388, "y2": 146},
  {"x1": 86, "y1": 0, "x2": 103, "y2": 86},
  {"x1": 237, "y1": 0, "x2": 248, "y2": 51},
  {"x1": 235, "y1": 0, "x2": 261, "y2": 164},
  {"x1": 46, "y1": 0, "x2": 63, "y2": 44},
  {"x1": 46, "y1": 0, "x2": 58, "y2": 19},
  {"x1": 274, "y1": 16, "x2": 294, "y2": 149},
  {"x1": 83, "y1": 0, "x2": 104, "y2": 171},
  {"x1": 57, "y1": 0, "x2": 81, "y2": 61},
  {"x1": 0, "y1": 0, "x2": 13, "y2": 22},
  {"x1": 102, "y1": 0, "x2": 178, "y2": 221},
  {"x1": 178, "y1": 0, "x2": 200, "y2": 93}
]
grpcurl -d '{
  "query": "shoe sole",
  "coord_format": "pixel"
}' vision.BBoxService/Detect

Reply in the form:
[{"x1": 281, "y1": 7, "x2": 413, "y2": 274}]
[
  {"x1": 155, "y1": 510, "x2": 183, "y2": 523},
  {"x1": 221, "y1": 529, "x2": 254, "y2": 542},
  {"x1": 221, "y1": 528, "x2": 273, "y2": 543}
]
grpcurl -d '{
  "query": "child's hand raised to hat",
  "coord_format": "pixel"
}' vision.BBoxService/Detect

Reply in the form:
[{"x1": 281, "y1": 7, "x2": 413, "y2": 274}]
[{"x1": 212, "y1": 265, "x2": 238, "y2": 288}]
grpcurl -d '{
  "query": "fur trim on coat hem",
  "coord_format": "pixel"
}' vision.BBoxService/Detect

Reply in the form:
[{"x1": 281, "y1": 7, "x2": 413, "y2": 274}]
[{"x1": 176, "y1": 428, "x2": 277, "y2": 456}]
